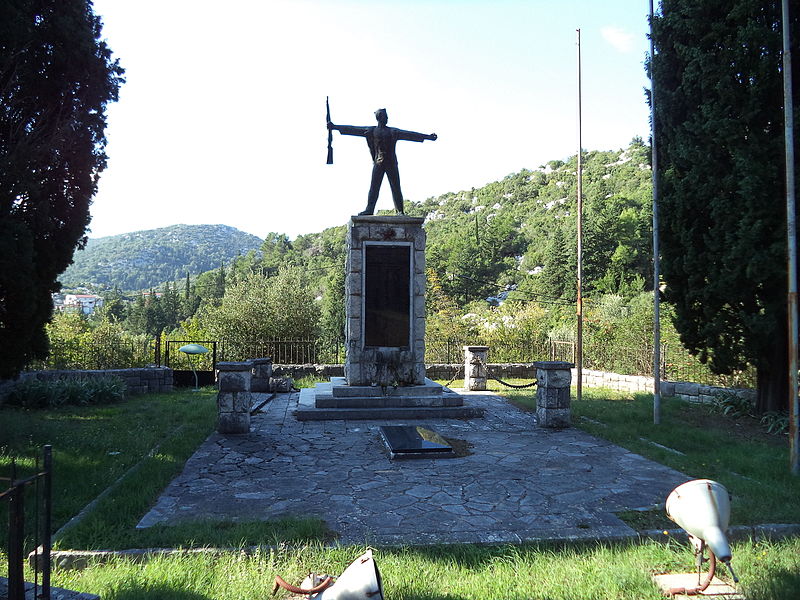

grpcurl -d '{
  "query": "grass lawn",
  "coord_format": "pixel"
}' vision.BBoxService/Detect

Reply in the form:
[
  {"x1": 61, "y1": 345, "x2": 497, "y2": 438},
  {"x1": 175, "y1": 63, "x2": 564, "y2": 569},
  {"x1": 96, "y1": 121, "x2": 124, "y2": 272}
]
[
  {"x1": 2, "y1": 381, "x2": 799, "y2": 599},
  {"x1": 32, "y1": 538, "x2": 800, "y2": 600},
  {"x1": 0, "y1": 388, "x2": 330, "y2": 551},
  {"x1": 495, "y1": 384, "x2": 800, "y2": 528}
]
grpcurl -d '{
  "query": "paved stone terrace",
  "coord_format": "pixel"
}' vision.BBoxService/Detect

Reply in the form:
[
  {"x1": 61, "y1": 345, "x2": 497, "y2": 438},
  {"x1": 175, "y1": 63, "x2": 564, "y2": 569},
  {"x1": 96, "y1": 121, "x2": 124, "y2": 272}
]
[{"x1": 138, "y1": 390, "x2": 688, "y2": 546}]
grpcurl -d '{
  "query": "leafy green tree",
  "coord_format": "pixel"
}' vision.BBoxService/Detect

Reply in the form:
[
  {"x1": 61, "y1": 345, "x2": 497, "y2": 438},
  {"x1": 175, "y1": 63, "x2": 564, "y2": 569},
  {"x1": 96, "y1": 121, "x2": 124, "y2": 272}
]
[
  {"x1": 201, "y1": 267, "x2": 320, "y2": 352},
  {"x1": 651, "y1": 0, "x2": 799, "y2": 412},
  {"x1": 320, "y1": 260, "x2": 345, "y2": 339},
  {"x1": 0, "y1": 0, "x2": 123, "y2": 377}
]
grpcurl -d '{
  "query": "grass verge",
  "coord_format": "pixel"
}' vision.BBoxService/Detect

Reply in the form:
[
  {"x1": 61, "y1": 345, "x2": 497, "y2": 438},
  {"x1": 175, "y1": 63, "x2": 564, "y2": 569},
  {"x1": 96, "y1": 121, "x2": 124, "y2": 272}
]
[
  {"x1": 1, "y1": 389, "x2": 330, "y2": 551},
  {"x1": 10, "y1": 537, "x2": 797, "y2": 600},
  {"x1": 497, "y1": 384, "x2": 800, "y2": 528}
]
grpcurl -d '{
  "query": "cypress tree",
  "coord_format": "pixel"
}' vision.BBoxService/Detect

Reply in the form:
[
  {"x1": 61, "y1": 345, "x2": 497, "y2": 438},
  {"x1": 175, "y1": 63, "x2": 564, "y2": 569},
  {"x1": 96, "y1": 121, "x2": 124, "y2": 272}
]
[
  {"x1": 651, "y1": 0, "x2": 799, "y2": 412},
  {"x1": 0, "y1": 0, "x2": 123, "y2": 377}
]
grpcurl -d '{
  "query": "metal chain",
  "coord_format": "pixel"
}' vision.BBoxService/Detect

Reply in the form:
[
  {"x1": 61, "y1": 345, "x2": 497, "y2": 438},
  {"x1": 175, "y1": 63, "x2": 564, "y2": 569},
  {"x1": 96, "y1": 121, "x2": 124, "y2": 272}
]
[
  {"x1": 442, "y1": 363, "x2": 464, "y2": 388},
  {"x1": 476, "y1": 356, "x2": 538, "y2": 389}
]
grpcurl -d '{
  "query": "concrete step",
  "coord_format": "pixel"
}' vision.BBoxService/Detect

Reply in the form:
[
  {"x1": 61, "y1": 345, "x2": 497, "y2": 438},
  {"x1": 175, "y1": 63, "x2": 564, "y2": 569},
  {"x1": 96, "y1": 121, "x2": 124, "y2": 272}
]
[
  {"x1": 315, "y1": 394, "x2": 463, "y2": 408},
  {"x1": 328, "y1": 377, "x2": 444, "y2": 398},
  {"x1": 294, "y1": 405, "x2": 484, "y2": 421}
]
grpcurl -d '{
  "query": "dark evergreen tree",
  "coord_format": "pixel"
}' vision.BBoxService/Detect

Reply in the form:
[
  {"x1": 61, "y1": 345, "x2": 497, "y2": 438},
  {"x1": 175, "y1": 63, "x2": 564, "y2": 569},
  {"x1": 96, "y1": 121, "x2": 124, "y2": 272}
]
[
  {"x1": 538, "y1": 226, "x2": 573, "y2": 300},
  {"x1": 650, "y1": 0, "x2": 799, "y2": 412},
  {"x1": 0, "y1": 0, "x2": 123, "y2": 377}
]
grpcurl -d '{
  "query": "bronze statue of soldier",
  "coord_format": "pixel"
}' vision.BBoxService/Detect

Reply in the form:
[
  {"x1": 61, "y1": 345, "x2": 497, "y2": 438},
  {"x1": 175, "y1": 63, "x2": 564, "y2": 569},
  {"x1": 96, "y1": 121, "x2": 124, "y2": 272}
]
[{"x1": 327, "y1": 108, "x2": 437, "y2": 215}]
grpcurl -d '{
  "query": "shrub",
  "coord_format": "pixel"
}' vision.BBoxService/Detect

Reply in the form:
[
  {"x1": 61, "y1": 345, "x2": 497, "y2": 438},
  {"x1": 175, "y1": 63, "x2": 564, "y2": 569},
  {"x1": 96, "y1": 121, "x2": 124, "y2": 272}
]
[
  {"x1": 709, "y1": 390, "x2": 754, "y2": 418},
  {"x1": 760, "y1": 411, "x2": 789, "y2": 435},
  {"x1": 6, "y1": 375, "x2": 126, "y2": 409}
]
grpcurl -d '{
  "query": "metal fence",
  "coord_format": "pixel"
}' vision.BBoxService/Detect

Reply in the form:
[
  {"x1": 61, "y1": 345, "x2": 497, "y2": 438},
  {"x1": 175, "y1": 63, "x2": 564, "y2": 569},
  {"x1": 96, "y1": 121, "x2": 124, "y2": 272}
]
[
  {"x1": 1, "y1": 446, "x2": 52, "y2": 600},
  {"x1": 27, "y1": 338, "x2": 156, "y2": 371},
  {"x1": 32, "y1": 335, "x2": 757, "y2": 390},
  {"x1": 216, "y1": 338, "x2": 345, "y2": 365}
]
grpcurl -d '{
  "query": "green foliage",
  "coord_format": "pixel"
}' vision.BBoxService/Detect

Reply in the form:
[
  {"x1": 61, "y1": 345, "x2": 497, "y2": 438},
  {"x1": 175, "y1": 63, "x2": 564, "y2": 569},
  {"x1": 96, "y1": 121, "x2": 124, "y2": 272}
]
[
  {"x1": 0, "y1": 0, "x2": 124, "y2": 378},
  {"x1": 38, "y1": 311, "x2": 153, "y2": 370},
  {"x1": 710, "y1": 391, "x2": 755, "y2": 419},
  {"x1": 6, "y1": 375, "x2": 126, "y2": 409},
  {"x1": 418, "y1": 141, "x2": 653, "y2": 305},
  {"x1": 200, "y1": 267, "x2": 320, "y2": 354},
  {"x1": 125, "y1": 283, "x2": 188, "y2": 336},
  {"x1": 320, "y1": 259, "x2": 345, "y2": 338},
  {"x1": 61, "y1": 224, "x2": 263, "y2": 292},
  {"x1": 651, "y1": 0, "x2": 800, "y2": 412},
  {"x1": 760, "y1": 411, "x2": 789, "y2": 435}
]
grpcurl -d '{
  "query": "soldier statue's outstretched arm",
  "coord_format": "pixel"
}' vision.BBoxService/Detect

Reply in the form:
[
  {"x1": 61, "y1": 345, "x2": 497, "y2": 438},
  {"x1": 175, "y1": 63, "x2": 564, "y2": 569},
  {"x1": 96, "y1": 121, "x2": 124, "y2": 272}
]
[
  {"x1": 328, "y1": 122, "x2": 370, "y2": 137},
  {"x1": 393, "y1": 128, "x2": 438, "y2": 143}
]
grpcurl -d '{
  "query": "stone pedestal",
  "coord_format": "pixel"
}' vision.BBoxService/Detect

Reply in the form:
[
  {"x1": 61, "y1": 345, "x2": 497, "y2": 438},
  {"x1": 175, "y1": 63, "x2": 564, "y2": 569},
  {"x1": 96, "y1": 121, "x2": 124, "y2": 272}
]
[
  {"x1": 250, "y1": 357, "x2": 273, "y2": 393},
  {"x1": 216, "y1": 361, "x2": 253, "y2": 434},
  {"x1": 464, "y1": 345, "x2": 489, "y2": 391},
  {"x1": 534, "y1": 361, "x2": 573, "y2": 428},
  {"x1": 344, "y1": 215, "x2": 426, "y2": 386}
]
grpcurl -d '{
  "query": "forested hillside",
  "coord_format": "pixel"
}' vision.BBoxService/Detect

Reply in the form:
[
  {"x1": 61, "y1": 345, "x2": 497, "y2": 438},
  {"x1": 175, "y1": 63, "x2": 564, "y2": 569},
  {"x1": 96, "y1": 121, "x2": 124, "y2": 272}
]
[
  {"x1": 233, "y1": 138, "x2": 653, "y2": 307},
  {"x1": 60, "y1": 224, "x2": 263, "y2": 291}
]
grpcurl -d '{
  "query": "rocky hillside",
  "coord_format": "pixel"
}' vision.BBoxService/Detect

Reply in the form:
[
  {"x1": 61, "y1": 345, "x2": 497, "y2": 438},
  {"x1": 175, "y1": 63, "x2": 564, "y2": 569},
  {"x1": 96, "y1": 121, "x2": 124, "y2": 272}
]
[{"x1": 60, "y1": 224, "x2": 263, "y2": 291}]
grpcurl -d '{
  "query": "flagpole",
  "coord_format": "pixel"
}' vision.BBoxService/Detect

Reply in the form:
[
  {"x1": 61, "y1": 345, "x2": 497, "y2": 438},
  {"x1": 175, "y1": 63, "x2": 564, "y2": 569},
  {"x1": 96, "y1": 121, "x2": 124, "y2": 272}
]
[
  {"x1": 649, "y1": 0, "x2": 662, "y2": 425},
  {"x1": 576, "y1": 28, "x2": 584, "y2": 402},
  {"x1": 782, "y1": 0, "x2": 799, "y2": 475}
]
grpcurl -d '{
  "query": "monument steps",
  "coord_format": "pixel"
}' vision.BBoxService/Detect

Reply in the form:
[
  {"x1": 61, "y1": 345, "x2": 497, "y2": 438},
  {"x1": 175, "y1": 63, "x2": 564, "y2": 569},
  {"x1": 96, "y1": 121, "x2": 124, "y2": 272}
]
[
  {"x1": 296, "y1": 386, "x2": 483, "y2": 420},
  {"x1": 330, "y1": 378, "x2": 444, "y2": 398},
  {"x1": 295, "y1": 404, "x2": 484, "y2": 421},
  {"x1": 314, "y1": 394, "x2": 463, "y2": 408}
]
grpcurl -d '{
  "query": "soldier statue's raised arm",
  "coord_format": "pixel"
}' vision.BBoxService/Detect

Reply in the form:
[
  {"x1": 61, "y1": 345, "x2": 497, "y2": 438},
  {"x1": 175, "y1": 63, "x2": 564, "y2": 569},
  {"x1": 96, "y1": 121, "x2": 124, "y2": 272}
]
[{"x1": 327, "y1": 108, "x2": 437, "y2": 215}]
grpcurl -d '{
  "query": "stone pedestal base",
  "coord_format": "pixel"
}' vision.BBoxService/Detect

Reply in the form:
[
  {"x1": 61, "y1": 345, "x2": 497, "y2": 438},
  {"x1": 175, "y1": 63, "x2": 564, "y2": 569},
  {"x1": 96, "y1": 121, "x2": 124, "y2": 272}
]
[
  {"x1": 464, "y1": 345, "x2": 489, "y2": 391},
  {"x1": 534, "y1": 361, "x2": 573, "y2": 428},
  {"x1": 344, "y1": 215, "x2": 427, "y2": 387},
  {"x1": 216, "y1": 361, "x2": 253, "y2": 434},
  {"x1": 250, "y1": 357, "x2": 273, "y2": 393},
  {"x1": 295, "y1": 378, "x2": 483, "y2": 420}
]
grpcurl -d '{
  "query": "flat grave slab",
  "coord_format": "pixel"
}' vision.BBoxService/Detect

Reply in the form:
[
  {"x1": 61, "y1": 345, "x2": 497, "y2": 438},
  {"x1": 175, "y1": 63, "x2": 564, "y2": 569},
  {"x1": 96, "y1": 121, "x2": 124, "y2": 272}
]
[{"x1": 379, "y1": 425, "x2": 455, "y2": 459}]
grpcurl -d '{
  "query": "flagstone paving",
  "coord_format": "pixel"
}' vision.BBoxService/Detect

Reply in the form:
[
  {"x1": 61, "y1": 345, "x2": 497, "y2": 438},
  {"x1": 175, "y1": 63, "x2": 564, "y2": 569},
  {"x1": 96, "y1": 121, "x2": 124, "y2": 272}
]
[{"x1": 137, "y1": 390, "x2": 688, "y2": 546}]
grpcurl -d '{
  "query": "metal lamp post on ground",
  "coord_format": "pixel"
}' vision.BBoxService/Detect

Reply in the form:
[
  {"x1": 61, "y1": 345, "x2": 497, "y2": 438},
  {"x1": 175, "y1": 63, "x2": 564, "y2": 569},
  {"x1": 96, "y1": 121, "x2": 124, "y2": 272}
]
[{"x1": 179, "y1": 343, "x2": 210, "y2": 391}]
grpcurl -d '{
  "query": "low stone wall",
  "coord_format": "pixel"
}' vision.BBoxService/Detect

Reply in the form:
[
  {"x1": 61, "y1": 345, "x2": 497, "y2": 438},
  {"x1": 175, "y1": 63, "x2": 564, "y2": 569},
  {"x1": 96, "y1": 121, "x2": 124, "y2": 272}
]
[
  {"x1": 264, "y1": 363, "x2": 756, "y2": 404},
  {"x1": 14, "y1": 367, "x2": 173, "y2": 396},
  {"x1": 660, "y1": 380, "x2": 755, "y2": 404},
  {"x1": 575, "y1": 368, "x2": 655, "y2": 393}
]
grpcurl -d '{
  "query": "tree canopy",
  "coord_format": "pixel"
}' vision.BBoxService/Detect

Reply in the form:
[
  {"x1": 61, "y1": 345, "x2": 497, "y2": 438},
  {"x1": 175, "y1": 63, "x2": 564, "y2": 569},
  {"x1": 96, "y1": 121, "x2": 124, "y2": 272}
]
[
  {"x1": 0, "y1": 0, "x2": 123, "y2": 377},
  {"x1": 651, "y1": 0, "x2": 799, "y2": 412}
]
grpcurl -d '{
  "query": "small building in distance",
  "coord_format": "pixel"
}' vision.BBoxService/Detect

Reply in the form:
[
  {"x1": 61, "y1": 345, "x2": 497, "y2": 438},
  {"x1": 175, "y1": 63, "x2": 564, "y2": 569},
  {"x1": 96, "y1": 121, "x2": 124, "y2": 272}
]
[{"x1": 63, "y1": 293, "x2": 104, "y2": 315}]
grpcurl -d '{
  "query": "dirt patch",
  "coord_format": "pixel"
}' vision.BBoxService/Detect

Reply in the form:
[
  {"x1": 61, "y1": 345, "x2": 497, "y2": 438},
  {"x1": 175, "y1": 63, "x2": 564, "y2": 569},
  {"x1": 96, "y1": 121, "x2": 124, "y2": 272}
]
[{"x1": 679, "y1": 404, "x2": 787, "y2": 447}]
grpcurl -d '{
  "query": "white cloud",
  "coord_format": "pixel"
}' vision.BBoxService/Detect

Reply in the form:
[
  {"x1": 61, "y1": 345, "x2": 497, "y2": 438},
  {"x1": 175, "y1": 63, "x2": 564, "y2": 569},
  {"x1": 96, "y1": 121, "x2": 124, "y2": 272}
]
[{"x1": 601, "y1": 25, "x2": 635, "y2": 53}]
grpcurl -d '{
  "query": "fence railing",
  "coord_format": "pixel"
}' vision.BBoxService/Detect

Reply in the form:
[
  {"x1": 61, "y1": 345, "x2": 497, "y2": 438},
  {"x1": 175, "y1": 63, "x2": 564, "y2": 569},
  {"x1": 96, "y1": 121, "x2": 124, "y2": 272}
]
[
  {"x1": 216, "y1": 339, "x2": 345, "y2": 365},
  {"x1": 27, "y1": 337, "x2": 156, "y2": 371},
  {"x1": 1, "y1": 446, "x2": 52, "y2": 600},
  {"x1": 32, "y1": 335, "x2": 757, "y2": 390}
]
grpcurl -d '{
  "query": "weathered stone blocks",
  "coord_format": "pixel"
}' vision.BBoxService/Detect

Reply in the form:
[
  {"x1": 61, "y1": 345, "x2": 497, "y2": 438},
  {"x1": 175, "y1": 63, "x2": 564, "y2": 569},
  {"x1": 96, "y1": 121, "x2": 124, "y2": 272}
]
[
  {"x1": 216, "y1": 361, "x2": 253, "y2": 434},
  {"x1": 250, "y1": 357, "x2": 273, "y2": 393},
  {"x1": 345, "y1": 215, "x2": 427, "y2": 387},
  {"x1": 464, "y1": 346, "x2": 489, "y2": 391},
  {"x1": 534, "y1": 361, "x2": 574, "y2": 429}
]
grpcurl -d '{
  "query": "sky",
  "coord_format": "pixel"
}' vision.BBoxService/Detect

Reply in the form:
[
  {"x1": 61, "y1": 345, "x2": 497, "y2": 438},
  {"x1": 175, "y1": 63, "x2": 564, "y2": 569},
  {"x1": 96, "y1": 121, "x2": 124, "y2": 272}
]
[{"x1": 88, "y1": 0, "x2": 653, "y2": 241}]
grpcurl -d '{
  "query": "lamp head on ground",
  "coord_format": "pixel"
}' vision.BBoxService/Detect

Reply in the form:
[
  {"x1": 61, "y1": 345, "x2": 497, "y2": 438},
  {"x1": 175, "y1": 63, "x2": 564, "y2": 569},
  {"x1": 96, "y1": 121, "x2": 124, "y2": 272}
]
[
  {"x1": 178, "y1": 343, "x2": 209, "y2": 355},
  {"x1": 665, "y1": 479, "x2": 739, "y2": 588},
  {"x1": 273, "y1": 549, "x2": 383, "y2": 600},
  {"x1": 178, "y1": 343, "x2": 209, "y2": 391}
]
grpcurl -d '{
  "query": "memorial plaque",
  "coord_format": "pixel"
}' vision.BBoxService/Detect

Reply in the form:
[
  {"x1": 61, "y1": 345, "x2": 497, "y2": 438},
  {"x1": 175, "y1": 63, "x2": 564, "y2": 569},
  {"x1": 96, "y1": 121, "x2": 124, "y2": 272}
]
[
  {"x1": 379, "y1": 425, "x2": 454, "y2": 459},
  {"x1": 364, "y1": 244, "x2": 410, "y2": 347}
]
